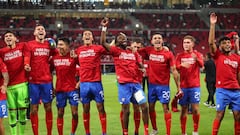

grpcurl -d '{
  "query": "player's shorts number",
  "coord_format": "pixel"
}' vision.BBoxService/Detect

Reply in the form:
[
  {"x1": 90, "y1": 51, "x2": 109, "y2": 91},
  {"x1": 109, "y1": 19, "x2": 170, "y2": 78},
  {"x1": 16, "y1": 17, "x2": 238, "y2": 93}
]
[{"x1": 162, "y1": 91, "x2": 170, "y2": 100}]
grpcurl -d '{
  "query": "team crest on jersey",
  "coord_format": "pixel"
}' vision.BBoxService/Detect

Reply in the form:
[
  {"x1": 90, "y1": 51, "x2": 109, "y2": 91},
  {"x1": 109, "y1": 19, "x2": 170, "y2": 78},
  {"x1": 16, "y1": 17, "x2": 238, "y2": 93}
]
[
  {"x1": 119, "y1": 52, "x2": 136, "y2": 60},
  {"x1": 224, "y1": 58, "x2": 238, "y2": 68},
  {"x1": 4, "y1": 50, "x2": 22, "y2": 61},
  {"x1": 149, "y1": 54, "x2": 165, "y2": 62},
  {"x1": 79, "y1": 49, "x2": 96, "y2": 58}
]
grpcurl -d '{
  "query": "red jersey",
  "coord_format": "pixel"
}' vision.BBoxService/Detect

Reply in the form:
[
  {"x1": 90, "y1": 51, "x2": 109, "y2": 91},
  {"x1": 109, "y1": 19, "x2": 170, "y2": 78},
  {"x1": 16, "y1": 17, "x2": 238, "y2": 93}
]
[
  {"x1": 0, "y1": 58, "x2": 8, "y2": 100},
  {"x1": 176, "y1": 50, "x2": 204, "y2": 88},
  {"x1": 52, "y1": 50, "x2": 78, "y2": 92},
  {"x1": 24, "y1": 40, "x2": 53, "y2": 83},
  {"x1": 0, "y1": 42, "x2": 27, "y2": 86},
  {"x1": 139, "y1": 46, "x2": 175, "y2": 85},
  {"x1": 110, "y1": 46, "x2": 142, "y2": 83},
  {"x1": 213, "y1": 50, "x2": 240, "y2": 89},
  {"x1": 75, "y1": 45, "x2": 106, "y2": 82}
]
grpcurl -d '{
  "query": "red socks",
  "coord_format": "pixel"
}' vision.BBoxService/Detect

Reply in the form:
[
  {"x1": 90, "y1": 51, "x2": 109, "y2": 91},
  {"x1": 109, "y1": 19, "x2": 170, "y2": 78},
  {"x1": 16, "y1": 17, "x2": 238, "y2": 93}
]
[
  {"x1": 134, "y1": 111, "x2": 141, "y2": 134},
  {"x1": 123, "y1": 129, "x2": 128, "y2": 135},
  {"x1": 212, "y1": 119, "x2": 220, "y2": 135},
  {"x1": 99, "y1": 113, "x2": 107, "y2": 134},
  {"x1": 30, "y1": 113, "x2": 39, "y2": 135},
  {"x1": 57, "y1": 118, "x2": 63, "y2": 135},
  {"x1": 180, "y1": 116, "x2": 187, "y2": 134},
  {"x1": 192, "y1": 114, "x2": 200, "y2": 132},
  {"x1": 71, "y1": 118, "x2": 78, "y2": 134},
  {"x1": 164, "y1": 113, "x2": 172, "y2": 135},
  {"x1": 144, "y1": 124, "x2": 149, "y2": 135},
  {"x1": 83, "y1": 113, "x2": 90, "y2": 134},
  {"x1": 149, "y1": 111, "x2": 157, "y2": 130},
  {"x1": 235, "y1": 121, "x2": 240, "y2": 135},
  {"x1": 46, "y1": 111, "x2": 53, "y2": 135}
]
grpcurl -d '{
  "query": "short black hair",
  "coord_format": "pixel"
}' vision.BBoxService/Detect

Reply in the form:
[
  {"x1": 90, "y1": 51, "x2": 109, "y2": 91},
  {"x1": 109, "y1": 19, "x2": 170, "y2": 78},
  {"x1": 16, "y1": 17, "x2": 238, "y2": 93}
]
[
  {"x1": 57, "y1": 37, "x2": 70, "y2": 46},
  {"x1": 3, "y1": 30, "x2": 16, "y2": 37},
  {"x1": 218, "y1": 36, "x2": 231, "y2": 45}
]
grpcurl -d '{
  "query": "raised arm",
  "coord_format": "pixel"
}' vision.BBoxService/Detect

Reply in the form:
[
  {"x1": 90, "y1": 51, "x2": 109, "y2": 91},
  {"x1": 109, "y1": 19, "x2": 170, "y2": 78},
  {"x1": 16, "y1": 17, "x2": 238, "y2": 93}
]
[
  {"x1": 234, "y1": 34, "x2": 240, "y2": 55},
  {"x1": 100, "y1": 17, "x2": 111, "y2": 51},
  {"x1": 208, "y1": 13, "x2": 218, "y2": 55}
]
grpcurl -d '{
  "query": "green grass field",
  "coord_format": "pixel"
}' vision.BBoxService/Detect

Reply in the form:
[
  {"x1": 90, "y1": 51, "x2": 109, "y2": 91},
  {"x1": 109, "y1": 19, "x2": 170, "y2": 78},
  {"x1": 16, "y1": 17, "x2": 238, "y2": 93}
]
[{"x1": 3, "y1": 74, "x2": 234, "y2": 135}]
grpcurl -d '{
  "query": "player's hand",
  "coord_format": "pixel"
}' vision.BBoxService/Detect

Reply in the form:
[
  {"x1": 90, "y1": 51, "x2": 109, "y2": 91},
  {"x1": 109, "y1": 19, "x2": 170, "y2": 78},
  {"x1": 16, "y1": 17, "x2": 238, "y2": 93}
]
[
  {"x1": 0, "y1": 85, "x2": 7, "y2": 94},
  {"x1": 101, "y1": 17, "x2": 109, "y2": 27},
  {"x1": 70, "y1": 50, "x2": 78, "y2": 58},
  {"x1": 139, "y1": 67, "x2": 146, "y2": 73},
  {"x1": 24, "y1": 64, "x2": 31, "y2": 71},
  {"x1": 192, "y1": 52, "x2": 197, "y2": 61},
  {"x1": 233, "y1": 34, "x2": 239, "y2": 41},
  {"x1": 210, "y1": 12, "x2": 217, "y2": 24},
  {"x1": 175, "y1": 90, "x2": 184, "y2": 99}
]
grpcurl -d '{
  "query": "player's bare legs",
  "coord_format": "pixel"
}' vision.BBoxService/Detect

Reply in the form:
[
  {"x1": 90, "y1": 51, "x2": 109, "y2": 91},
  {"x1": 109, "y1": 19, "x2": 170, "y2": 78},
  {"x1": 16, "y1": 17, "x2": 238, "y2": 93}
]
[
  {"x1": 70, "y1": 105, "x2": 78, "y2": 135},
  {"x1": 233, "y1": 111, "x2": 240, "y2": 135},
  {"x1": 139, "y1": 103, "x2": 149, "y2": 135},
  {"x1": 180, "y1": 105, "x2": 188, "y2": 135},
  {"x1": 162, "y1": 103, "x2": 171, "y2": 135},
  {"x1": 149, "y1": 102, "x2": 158, "y2": 135},
  {"x1": 44, "y1": 102, "x2": 53, "y2": 135},
  {"x1": 83, "y1": 103, "x2": 91, "y2": 135},
  {"x1": 133, "y1": 104, "x2": 141, "y2": 135},
  {"x1": 122, "y1": 104, "x2": 130, "y2": 135},
  {"x1": 191, "y1": 104, "x2": 200, "y2": 134},
  {"x1": 57, "y1": 107, "x2": 64, "y2": 135},
  {"x1": 96, "y1": 102, "x2": 107, "y2": 135},
  {"x1": 0, "y1": 118, "x2": 4, "y2": 135},
  {"x1": 212, "y1": 110, "x2": 224, "y2": 135},
  {"x1": 30, "y1": 104, "x2": 39, "y2": 135}
]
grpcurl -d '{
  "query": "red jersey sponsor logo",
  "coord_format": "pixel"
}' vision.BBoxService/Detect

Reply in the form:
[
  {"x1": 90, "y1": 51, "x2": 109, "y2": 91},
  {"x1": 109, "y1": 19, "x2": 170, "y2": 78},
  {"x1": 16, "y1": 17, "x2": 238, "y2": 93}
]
[
  {"x1": 149, "y1": 54, "x2": 165, "y2": 62},
  {"x1": 181, "y1": 57, "x2": 195, "y2": 65},
  {"x1": 54, "y1": 59, "x2": 71, "y2": 66},
  {"x1": 79, "y1": 49, "x2": 96, "y2": 58},
  {"x1": 34, "y1": 48, "x2": 50, "y2": 56},
  {"x1": 119, "y1": 52, "x2": 136, "y2": 60},
  {"x1": 224, "y1": 58, "x2": 238, "y2": 68},
  {"x1": 3, "y1": 50, "x2": 22, "y2": 61}
]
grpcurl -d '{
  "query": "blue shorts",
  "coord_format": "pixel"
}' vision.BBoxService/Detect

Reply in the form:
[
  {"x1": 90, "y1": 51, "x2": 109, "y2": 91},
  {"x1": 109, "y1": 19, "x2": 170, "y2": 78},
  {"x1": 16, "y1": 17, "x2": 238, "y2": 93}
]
[
  {"x1": 0, "y1": 100, "x2": 8, "y2": 118},
  {"x1": 29, "y1": 83, "x2": 53, "y2": 104},
  {"x1": 148, "y1": 83, "x2": 170, "y2": 104},
  {"x1": 56, "y1": 90, "x2": 79, "y2": 108},
  {"x1": 80, "y1": 82, "x2": 104, "y2": 104},
  {"x1": 216, "y1": 88, "x2": 240, "y2": 111},
  {"x1": 118, "y1": 83, "x2": 147, "y2": 105},
  {"x1": 179, "y1": 87, "x2": 201, "y2": 105}
]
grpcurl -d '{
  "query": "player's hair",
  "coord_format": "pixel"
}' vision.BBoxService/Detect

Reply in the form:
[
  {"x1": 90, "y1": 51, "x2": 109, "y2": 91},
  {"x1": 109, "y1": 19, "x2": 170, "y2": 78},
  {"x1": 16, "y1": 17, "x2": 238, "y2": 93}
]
[
  {"x1": 3, "y1": 30, "x2": 16, "y2": 38},
  {"x1": 57, "y1": 37, "x2": 70, "y2": 46},
  {"x1": 131, "y1": 37, "x2": 143, "y2": 45},
  {"x1": 183, "y1": 35, "x2": 196, "y2": 43},
  {"x1": 151, "y1": 32, "x2": 163, "y2": 39},
  {"x1": 34, "y1": 24, "x2": 45, "y2": 30},
  {"x1": 218, "y1": 36, "x2": 231, "y2": 45}
]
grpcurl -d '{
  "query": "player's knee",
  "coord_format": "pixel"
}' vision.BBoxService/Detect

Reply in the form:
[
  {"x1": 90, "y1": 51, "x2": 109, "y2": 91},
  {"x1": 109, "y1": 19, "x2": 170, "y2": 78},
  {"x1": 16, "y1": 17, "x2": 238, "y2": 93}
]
[
  {"x1": 10, "y1": 123, "x2": 17, "y2": 128},
  {"x1": 20, "y1": 121, "x2": 26, "y2": 125},
  {"x1": 72, "y1": 113, "x2": 78, "y2": 119}
]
